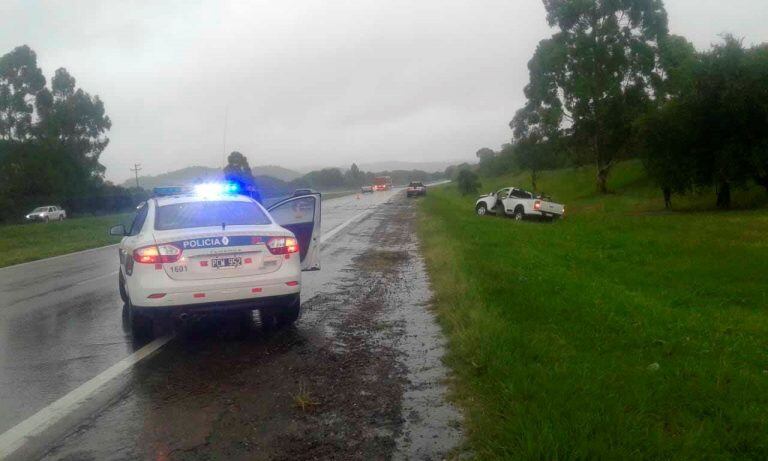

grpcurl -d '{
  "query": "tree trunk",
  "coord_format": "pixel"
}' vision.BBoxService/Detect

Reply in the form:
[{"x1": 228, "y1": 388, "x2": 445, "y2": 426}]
[
  {"x1": 663, "y1": 187, "x2": 672, "y2": 209},
  {"x1": 596, "y1": 163, "x2": 610, "y2": 194},
  {"x1": 755, "y1": 175, "x2": 768, "y2": 193},
  {"x1": 716, "y1": 181, "x2": 731, "y2": 209},
  {"x1": 531, "y1": 169, "x2": 538, "y2": 193}
]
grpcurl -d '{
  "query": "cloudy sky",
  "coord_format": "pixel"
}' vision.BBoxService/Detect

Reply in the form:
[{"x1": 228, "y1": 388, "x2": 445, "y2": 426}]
[{"x1": 2, "y1": 0, "x2": 767, "y2": 182}]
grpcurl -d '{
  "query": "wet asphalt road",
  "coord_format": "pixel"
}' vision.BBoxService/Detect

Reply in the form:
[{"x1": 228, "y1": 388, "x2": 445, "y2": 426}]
[{"x1": 0, "y1": 189, "x2": 461, "y2": 460}]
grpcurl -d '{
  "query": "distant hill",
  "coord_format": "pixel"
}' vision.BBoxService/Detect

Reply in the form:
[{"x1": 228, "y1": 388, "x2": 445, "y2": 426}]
[
  {"x1": 252, "y1": 165, "x2": 301, "y2": 181},
  {"x1": 356, "y1": 160, "x2": 463, "y2": 174},
  {"x1": 121, "y1": 166, "x2": 222, "y2": 189},
  {"x1": 123, "y1": 165, "x2": 302, "y2": 189}
]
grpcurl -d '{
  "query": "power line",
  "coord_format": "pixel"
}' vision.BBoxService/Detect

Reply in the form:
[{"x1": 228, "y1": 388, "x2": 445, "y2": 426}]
[{"x1": 130, "y1": 163, "x2": 142, "y2": 189}]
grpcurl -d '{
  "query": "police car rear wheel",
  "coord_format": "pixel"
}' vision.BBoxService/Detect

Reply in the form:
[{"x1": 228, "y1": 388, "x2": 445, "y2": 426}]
[
  {"x1": 259, "y1": 295, "x2": 300, "y2": 330},
  {"x1": 128, "y1": 300, "x2": 154, "y2": 339},
  {"x1": 118, "y1": 273, "x2": 128, "y2": 303},
  {"x1": 277, "y1": 297, "x2": 301, "y2": 327}
]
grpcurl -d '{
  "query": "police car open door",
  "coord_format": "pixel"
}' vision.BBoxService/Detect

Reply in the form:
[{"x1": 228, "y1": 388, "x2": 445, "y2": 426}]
[{"x1": 267, "y1": 193, "x2": 321, "y2": 271}]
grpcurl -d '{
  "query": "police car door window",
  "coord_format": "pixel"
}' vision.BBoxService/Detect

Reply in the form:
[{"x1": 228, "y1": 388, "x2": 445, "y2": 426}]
[{"x1": 269, "y1": 196, "x2": 315, "y2": 225}]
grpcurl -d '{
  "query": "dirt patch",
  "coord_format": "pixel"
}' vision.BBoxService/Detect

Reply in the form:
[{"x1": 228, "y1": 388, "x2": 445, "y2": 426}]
[{"x1": 353, "y1": 250, "x2": 409, "y2": 272}]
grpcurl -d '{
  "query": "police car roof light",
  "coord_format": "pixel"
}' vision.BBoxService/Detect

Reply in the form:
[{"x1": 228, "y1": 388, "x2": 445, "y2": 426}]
[
  {"x1": 153, "y1": 186, "x2": 189, "y2": 197},
  {"x1": 193, "y1": 182, "x2": 240, "y2": 198}
]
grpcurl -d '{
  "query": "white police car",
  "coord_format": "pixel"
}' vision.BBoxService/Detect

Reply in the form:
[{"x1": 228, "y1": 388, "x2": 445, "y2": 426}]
[{"x1": 110, "y1": 183, "x2": 321, "y2": 338}]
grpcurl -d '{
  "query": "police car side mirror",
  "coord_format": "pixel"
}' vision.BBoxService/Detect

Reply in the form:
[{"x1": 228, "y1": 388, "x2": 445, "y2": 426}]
[{"x1": 109, "y1": 224, "x2": 127, "y2": 237}]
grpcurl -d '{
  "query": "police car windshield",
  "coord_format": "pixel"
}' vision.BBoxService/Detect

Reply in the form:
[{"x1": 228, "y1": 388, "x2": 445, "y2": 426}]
[{"x1": 155, "y1": 201, "x2": 270, "y2": 230}]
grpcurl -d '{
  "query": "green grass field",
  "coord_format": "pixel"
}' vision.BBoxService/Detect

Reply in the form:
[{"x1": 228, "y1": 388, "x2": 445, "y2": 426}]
[
  {"x1": 0, "y1": 213, "x2": 129, "y2": 268},
  {"x1": 419, "y1": 161, "x2": 768, "y2": 459}
]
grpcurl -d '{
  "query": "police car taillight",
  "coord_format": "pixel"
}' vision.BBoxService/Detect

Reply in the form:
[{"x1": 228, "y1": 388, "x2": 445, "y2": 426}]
[
  {"x1": 266, "y1": 237, "x2": 299, "y2": 255},
  {"x1": 133, "y1": 244, "x2": 182, "y2": 264}
]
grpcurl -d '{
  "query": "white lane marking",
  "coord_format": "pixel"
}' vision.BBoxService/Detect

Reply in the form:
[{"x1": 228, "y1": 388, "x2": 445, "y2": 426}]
[
  {"x1": 319, "y1": 191, "x2": 400, "y2": 245},
  {"x1": 0, "y1": 244, "x2": 118, "y2": 272},
  {"x1": 321, "y1": 210, "x2": 374, "y2": 245},
  {"x1": 73, "y1": 270, "x2": 119, "y2": 287},
  {"x1": 0, "y1": 336, "x2": 172, "y2": 459}
]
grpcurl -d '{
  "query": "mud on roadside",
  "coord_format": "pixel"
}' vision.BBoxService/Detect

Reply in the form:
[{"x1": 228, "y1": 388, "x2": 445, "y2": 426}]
[{"x1": 271, "y1": 198, "x2": 462, "y2": 460}]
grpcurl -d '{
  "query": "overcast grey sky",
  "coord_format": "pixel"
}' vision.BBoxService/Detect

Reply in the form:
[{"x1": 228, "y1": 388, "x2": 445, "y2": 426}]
[{"x1": 1, "y1": 0, "x2": 767, "y2": 182}]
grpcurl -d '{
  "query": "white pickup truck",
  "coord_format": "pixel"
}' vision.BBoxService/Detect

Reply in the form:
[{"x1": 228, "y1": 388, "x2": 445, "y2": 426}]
[
  {"x1": 25, "y1": 205, "x2": 67, "y2": 222},
  {"x1": 475, "y1": 187, "x2": 564, "y2": 221}
]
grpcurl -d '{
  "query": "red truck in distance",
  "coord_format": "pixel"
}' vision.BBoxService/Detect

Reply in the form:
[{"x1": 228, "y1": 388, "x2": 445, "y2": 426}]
[{"x1": 373, "y1": 176, "x2": 392, "y2": 191}]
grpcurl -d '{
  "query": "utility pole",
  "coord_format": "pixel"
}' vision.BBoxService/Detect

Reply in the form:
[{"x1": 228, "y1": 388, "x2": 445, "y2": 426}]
[
  {"x1": 130, "y1": 163, "x2": 142, "y2": 189},
  {"x1": 222, "y1": 106, "x2": 229, "y2": 167}
]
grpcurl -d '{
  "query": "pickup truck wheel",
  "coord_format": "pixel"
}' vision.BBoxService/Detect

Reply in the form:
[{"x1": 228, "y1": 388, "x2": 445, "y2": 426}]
[
  {"x1": 514, "y1": 207, "x2": 525, "y2": 221},
  {"x1": 43, "y1": 216, "x2": 49, "y2": 223},
  {"x1": 475, "y1": 203, "x2": 488, "y2": 216},
  {"x1": 59, "y1": 215, "x2": 64, "y2": 221}
]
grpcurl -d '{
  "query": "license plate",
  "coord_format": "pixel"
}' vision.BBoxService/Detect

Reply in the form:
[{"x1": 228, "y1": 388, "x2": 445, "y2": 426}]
[{"x1": 211, "y1": 256, "x2": 242, "y2": 269}]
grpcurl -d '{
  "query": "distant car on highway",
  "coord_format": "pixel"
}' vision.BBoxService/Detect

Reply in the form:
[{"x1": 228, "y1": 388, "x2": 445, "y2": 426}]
[
  {"x1": 406, "y1": 182, "x2": 427, "y2": 197},
  {"x1": 361, "y1": 185, "x2": 374, "y2": 194},
  {"x1": 25, "y1": 205, "x2": 66, "y2": 222},
  {"x1": 110, "y1": 183, "x2": 321, "y2": 338},
  {"x1": 475, "y1": 187, "x2": 564, "y2": 221}
]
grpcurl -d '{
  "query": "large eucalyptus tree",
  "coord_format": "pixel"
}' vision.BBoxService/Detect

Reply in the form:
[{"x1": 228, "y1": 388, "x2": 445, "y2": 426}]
[{"x1": 512, "y1": 0, "x2": 669, "y2": 193}]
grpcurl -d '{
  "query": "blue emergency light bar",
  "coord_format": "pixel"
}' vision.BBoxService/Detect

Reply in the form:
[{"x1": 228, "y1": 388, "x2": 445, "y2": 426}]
[
  {"x1": 152, "y1": 182, "x2": 242, "y2": 198},
  {"x1": 153, "y1": 186, "x2": 190, "y2": 196}
]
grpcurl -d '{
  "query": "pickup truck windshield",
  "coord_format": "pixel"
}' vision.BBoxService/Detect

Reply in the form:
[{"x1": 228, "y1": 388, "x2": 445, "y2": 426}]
[{"x1": 155, "y1": 201, "x2": 271, "y2": 230}]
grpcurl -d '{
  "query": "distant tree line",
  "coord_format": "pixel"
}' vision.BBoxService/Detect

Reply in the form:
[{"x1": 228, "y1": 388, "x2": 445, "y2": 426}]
[
  {"x1": 473, "y1": 0, "x2": 768, "y2": 209},
  {"x1": 0, "y1": 45, "x2": 146, "y2": 222},
  {"x1": 0, "y1": 44, "x2": 447, "y2": 223},
  {"x1": 224, "y1": 152, "x2": 445, "y2": 198}
]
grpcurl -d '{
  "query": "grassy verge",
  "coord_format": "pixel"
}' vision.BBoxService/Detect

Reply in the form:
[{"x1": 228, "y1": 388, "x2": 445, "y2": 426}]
[
  {"x1": 419, "y1": 161, "x2": 768, "y2": 459},
  {"x1": 0, "y1": 213, "x2": 129, "y2": 268}
]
